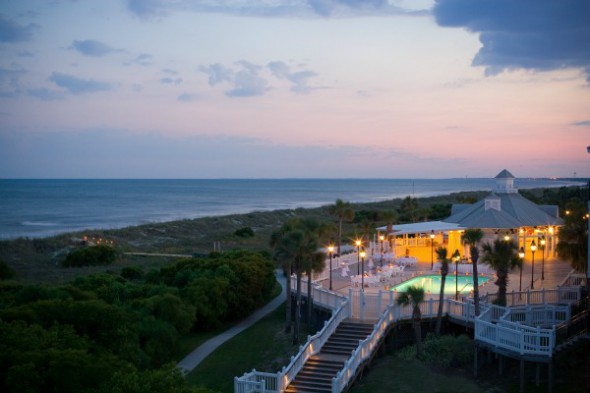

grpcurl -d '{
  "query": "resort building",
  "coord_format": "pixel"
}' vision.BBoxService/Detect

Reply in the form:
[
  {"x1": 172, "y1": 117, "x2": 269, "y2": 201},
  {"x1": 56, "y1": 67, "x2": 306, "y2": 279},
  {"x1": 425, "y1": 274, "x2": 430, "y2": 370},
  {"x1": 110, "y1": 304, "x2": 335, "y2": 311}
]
[{"x1": 378, "y1": 169, "x2": 564, "y2": 264}]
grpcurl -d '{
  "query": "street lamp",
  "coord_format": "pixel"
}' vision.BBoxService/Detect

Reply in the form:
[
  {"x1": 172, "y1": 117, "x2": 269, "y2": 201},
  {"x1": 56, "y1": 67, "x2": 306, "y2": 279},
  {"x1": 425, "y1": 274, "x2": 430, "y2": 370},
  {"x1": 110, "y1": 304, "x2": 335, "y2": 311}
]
[
  {"x1": 540, "y1": 235, "x2": 546, "y2": 281},
  {"x1": 360, "y1": 249, "x2": 366, "y2": 291},
  {"x1": 452, "y1": 249, "x2": 460, "y2": 300},
  {"x1": 530, "y1": 240, "x2": 537, "y2": 289},
  {"x1": 503, "y1": 232, "x2": 510, "y2": 242},
  {"x1": 430, "y1": 230, "x2": 435, "y2": 269},
  {"x1": 328, "y1": 244, "x2": 334, "y2": 291},
  {"x1": 518, "y1": 247, "x2": 525, "y2": 297},
  {"x1": 355, "y1": 239, "x2": 362, "y2": 275},
  {"x1": 379, "y1": 234, "x2": 385, "y2": 266}
]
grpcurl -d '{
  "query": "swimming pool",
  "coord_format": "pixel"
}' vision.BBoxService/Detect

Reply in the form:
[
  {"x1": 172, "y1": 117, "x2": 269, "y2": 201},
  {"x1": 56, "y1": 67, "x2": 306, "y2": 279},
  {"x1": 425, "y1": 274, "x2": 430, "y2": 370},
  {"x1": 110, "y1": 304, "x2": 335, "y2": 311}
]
[{"x1": 390, "y1": 274, "x2": 490, "y2": 295}]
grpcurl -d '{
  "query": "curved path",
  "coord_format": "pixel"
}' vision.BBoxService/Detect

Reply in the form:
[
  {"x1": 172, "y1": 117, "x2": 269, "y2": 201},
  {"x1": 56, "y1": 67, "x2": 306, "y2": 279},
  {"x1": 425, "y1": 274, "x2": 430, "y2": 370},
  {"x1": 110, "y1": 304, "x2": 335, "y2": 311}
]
[{"x1": 177, "y1": 269, "x2": 287, "y2": 374}]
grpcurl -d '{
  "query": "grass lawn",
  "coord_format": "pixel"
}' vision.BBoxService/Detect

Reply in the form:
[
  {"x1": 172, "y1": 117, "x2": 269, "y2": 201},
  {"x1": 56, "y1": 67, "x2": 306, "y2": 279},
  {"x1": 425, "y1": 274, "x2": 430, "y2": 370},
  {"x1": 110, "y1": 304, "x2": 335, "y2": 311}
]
[
  {"x1": 185, "y1": 303, "x2": 307, "y2": 393},
  {"x1": 350, "y1": 354, "x2": 488, "y2": 393}
]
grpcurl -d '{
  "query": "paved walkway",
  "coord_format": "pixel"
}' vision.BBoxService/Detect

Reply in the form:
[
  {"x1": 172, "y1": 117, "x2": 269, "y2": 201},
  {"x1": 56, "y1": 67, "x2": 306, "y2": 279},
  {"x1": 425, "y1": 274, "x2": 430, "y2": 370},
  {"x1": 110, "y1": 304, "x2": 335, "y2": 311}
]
[{"x1": 177, "y1": 269, "x2": 287, "y2": 374}]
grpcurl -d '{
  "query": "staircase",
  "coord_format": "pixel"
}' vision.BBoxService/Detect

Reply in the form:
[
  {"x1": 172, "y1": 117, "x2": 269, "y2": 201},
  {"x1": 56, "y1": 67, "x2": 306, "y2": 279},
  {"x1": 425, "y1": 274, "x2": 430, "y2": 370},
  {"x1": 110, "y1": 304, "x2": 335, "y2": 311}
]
[
  {"x1": 321, "y1": 320, "x2": 375, "y2": 357},
  {"x1": 285, "y1": 320, "x2": 375, "y2": 393}
]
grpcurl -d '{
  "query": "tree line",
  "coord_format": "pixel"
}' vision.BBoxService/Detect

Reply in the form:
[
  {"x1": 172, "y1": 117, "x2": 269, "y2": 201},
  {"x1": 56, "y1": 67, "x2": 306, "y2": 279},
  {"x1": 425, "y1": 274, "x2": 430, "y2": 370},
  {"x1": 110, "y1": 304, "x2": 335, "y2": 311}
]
[{"x1": 0, "y1": 250, "x2": 276, "y2": 393}]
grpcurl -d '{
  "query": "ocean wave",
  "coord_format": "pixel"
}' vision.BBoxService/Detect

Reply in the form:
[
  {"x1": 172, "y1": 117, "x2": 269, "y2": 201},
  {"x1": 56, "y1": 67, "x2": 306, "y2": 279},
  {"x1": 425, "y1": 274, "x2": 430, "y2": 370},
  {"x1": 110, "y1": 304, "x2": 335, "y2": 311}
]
[{"x1": 21, "y1": 221, "x2": 59, "y2": 227}]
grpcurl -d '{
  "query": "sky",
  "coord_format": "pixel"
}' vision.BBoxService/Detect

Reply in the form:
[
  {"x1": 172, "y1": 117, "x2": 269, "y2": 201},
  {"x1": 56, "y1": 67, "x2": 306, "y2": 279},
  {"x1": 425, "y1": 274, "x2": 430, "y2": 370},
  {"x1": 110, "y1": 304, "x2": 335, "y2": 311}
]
[{"x1": 0, "y1": 0, "x2": 589, "y2": 179}]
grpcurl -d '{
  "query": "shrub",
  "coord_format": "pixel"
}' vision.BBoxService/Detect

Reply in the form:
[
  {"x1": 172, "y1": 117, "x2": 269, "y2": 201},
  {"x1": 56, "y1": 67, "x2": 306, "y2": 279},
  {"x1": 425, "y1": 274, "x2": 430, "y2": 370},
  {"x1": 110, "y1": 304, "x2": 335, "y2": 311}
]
[
  {"x1": 234, "y1": 227, "x2": 255, "y2": 238},
  {"x1": 420, "y1": 334, "x2": 473, "y2": 369},
  {"x1": 62, "y1": 245, "x2": 117, "y2": 268},
  {"x1": 121, "y1": 266, "x2": 143, "y2": 280},
  {"x1": 0, "y1": 260, "x2": 15, "y2": 280}
]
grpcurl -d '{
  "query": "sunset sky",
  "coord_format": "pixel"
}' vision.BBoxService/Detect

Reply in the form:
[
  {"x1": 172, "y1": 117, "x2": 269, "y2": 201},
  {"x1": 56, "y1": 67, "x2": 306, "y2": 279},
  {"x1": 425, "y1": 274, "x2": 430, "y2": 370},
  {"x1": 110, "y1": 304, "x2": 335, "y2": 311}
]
[{"x1": 1, "y1": 0, "x2": 589, "y2": 179}]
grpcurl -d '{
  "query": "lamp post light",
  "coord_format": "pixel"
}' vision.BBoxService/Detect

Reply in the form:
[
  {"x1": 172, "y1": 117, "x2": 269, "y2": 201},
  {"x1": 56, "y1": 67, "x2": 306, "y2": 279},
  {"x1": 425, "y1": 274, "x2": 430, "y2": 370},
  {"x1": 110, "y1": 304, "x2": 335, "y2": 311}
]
[
  {"x1": 518, "y1": 247, "x2": 525, "y2": 297},
  {"x1": 530, "y1": 240, "x2": 537, "y2": 289},
  {"x1": 379, "y1": 234, "x2": 385, "y2": 267},
  {"x1": 360, "y1": 249, "x2": 366, "y2": 291},
  {"x1": 540, "y1": 235, "x2": 546, "y2": 281},
  {"x1": 355, "y1": 239, "x2": 362, "y2": 275},
  {"x1": 452, "y1": 249, "x2": 460, "y2": 300},
  {"x1": 328, "y1": 245, "x2": 334, "y2": 291},
  {"x1": 430, "y1": 230, "x2": 435, "y2": 269}
]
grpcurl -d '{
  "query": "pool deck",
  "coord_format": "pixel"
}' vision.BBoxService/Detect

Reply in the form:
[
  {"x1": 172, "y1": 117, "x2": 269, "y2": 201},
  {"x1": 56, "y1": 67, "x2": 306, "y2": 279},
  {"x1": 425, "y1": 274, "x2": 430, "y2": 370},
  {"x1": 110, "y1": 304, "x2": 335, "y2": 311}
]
[{"x1": 320, "y1": 255, "x2": 575, "y2": 298}]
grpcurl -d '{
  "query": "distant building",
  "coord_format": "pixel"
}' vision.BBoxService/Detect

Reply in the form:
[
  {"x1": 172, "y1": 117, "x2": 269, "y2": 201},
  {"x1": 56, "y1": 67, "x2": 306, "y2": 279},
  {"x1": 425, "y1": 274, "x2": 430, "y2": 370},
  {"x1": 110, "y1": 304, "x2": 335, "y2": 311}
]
[{"x1": 379, "y1": 170, "x2": 563, "y2": 262}]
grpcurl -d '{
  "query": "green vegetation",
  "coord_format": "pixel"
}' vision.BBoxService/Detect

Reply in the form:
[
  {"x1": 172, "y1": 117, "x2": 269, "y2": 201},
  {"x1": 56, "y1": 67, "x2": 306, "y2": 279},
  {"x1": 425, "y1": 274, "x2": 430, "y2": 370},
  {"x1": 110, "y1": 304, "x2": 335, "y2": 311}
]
[
  {"x1": 62, "y1": 244, "x2": 118, "y2": 267},
  {"x1": 186, "y1": 303, "x2": 306, "y2": 393},
  {"x1": 270, "y1": 218, "x2": 325, "y2": 343},
  {"x1": 0, "y1": 184, "x2": 587, "y2": 393},
  {"x1": 0, "y1": 250, "x2": 277, "y2": 393},
  {"x1": 234, "y1": 226, "x2": 255, "y2": 238},
  {"x1": 0, "y1": 259, "x2": 15, "y2": 280},
  {"x1": 396, "y1": 285, "x2": 425, "y2": 357},
  {"x1": 481, "y1": 239, "x2": 521, "y2": 306}
]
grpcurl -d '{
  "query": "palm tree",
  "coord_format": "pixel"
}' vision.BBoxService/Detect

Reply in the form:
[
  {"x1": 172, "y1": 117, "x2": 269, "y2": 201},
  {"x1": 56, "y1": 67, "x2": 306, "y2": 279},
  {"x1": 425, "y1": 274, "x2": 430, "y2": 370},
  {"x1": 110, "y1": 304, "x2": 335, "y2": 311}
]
[
  {"x1": 270, "y1": 223, "x2": 294, "y2": 333},
  {"x1": 380, "y1": 210, "x2": 397, "y2": 250},
  {"x1": 434, "y1": 246, "x2": 448, "y2": 335},
  {"x1": 328, "y1": 199, "x2": 354, "y2": 258},
  {"x1": 481, "y1": 239, "x2": 521, "y2": 307},
  {"x1": 556, "y1": 199, "x2": 588, "y2": 274},
  {"x1": 271, "y1": 218, "x2": 325, "y2": 344},
  {"x1": 396, "y1": 285, "x2": 425, "y2": 357},
  {"x1": 462, "y1": 228, "x2": 484, "y2": 316}
]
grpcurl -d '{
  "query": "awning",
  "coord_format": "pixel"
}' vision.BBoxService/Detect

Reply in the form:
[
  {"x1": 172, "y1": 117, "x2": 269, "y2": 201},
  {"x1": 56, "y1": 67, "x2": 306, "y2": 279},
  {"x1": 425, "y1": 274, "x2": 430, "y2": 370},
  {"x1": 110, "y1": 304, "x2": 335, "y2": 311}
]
[{"x1": 376, "y1": 220, "x2": 465, "y2": 236}]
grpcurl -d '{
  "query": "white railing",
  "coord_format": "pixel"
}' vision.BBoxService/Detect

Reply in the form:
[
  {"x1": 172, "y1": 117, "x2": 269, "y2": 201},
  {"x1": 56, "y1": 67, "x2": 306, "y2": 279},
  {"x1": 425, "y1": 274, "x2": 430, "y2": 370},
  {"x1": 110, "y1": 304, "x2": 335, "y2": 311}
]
[
  {"x1": 559, "y1": 271, "x2": 586, "y2": 287},
  {"x1": 290, "y1": 275, "x2": 349, "y2": 311},
  {"x1": 234, "y1": 279, "x2": 348, "y2": 393},
  {"x1": 480, "y1": 287, "x2": 582, "y2": 307},
  {"x1": 234, "y1": 371, "x2": 273, "y2": 393},
  {"x1": 505, "y1": 305, "x2": 570, "y2": 327},
  {"x1": 236, "y1": 276, "x2": 581, "y2": 393},
  {"x1": 474, "y1": 303, "x2": 559, "y2": 357},
  {"x1": 332, "y1": 304, "x2": 396, "y2": 393}
]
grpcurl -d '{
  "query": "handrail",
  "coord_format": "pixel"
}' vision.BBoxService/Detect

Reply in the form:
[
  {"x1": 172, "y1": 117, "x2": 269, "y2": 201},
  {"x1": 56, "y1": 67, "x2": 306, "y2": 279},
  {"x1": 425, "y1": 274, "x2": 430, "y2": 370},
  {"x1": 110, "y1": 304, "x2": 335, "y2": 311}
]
[
  {"x1": 281, "y1": 298, "x2": 351, "y2": 390},
  {"x1": 236, "y1": 277, "x2": 582, "y2": 393},
  {"x1": 332, "y1": 304, "x2": 396, "y2": 393},
  {"x1": 234, "y1": 277, "x2": 348, "y2": 393}
]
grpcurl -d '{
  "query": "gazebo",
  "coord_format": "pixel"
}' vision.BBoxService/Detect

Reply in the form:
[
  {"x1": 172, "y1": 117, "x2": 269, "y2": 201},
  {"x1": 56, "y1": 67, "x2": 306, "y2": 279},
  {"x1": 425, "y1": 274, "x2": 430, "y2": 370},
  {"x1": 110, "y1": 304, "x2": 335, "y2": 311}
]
[{"x1": 379, "y1": 170, "x2": 564, "y2": 263}]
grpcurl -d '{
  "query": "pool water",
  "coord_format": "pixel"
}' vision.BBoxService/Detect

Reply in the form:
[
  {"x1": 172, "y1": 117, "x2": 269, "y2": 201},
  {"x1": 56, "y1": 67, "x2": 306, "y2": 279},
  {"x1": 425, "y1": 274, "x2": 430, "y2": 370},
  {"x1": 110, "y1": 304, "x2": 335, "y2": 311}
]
[{"x1": 390, "y1": 274, "x2": 490, "y2": 295}]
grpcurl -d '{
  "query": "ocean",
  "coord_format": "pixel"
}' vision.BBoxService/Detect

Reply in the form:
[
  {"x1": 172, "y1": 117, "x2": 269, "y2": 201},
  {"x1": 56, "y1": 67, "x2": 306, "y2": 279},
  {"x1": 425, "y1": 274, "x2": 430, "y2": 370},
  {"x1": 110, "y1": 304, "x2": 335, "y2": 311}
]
[{"x1": 0, "y1": 178, "x2": 583, "y2": 239}]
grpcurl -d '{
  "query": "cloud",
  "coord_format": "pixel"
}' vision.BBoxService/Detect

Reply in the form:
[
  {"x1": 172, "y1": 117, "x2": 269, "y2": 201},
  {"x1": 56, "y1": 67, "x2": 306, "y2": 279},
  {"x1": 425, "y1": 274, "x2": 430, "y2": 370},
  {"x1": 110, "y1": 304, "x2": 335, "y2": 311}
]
[
  {"x1": 199, "y1": 61, "x2": 269, "y2": 97},
  {"x1": 128, "y1": 53, "x2": 153, "y2": 66},
  {"x1": 28, "y1": 88, "x2": 64, "y2": 101},
  {"x1": 49, "y1": 72, "x2": 112, "y2": 94},
  {"x1": 200, "y1": 60, "x2": 318, "y2": 97},
  {"x1": 227, "y1": 65, "x2": 269, "y2": 97},
  {"x1": 268, "y1": 61, "x2": 317, "y2": 93},
  {"x1": 177, "y1": 92, "x2": 199, "y2": 102},
  {"x1": 434, "y1": 0, "x2": 590, "y2": 81},
  {"x1": 160, "y1": 77, "x2": 182, "y2": 85},
  {"x1": 125, "y1": 0, "x2": 428, "y2": 19},
  {"x1": 0, "y1": 14, "x2": 37, "y2": 43},
  {"x1": 571, "y1": 120, "x2": 590, "y2": 127},
  {"x1": 17, "y1": 50, "x2": 35, "y2": 58},
  {"x1": 70, "y1": 39, "x2": 123, "y2": 57},
  {"x1": 199, "y1": 63, "x2": 233, "y2": 86},
  {"x1": 126, "y1": 0, "x2": 171, "y2": 18},
  {"x1": 0, "y1": 66, "x2": 26, "y2": 97}
]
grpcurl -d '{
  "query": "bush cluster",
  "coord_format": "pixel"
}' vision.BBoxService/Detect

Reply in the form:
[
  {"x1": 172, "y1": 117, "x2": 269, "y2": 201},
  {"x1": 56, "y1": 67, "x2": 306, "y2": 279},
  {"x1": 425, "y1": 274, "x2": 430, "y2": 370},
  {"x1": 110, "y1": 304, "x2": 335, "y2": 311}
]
[
  {"x1": 0, "y1": 250, "x2": 276, "y2": 393},
  {"x1": 62, "y1": 245, "x2": 118, "y2": 267},
  {"x1": 397, "y1": 334, "x2": 473, "y2": 369},
  {"x1": 234, "y1": 226, "x2": 255, "y2": 238}
]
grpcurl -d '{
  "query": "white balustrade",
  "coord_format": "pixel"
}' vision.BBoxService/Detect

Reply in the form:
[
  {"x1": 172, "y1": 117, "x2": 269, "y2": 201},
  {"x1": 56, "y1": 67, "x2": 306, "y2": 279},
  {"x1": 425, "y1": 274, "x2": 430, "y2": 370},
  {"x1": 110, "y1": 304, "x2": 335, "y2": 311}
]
[{"x1": 236, "y1": 275, "x2": 582, "y2": 393}]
